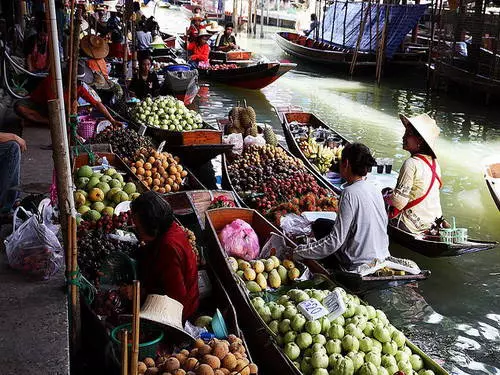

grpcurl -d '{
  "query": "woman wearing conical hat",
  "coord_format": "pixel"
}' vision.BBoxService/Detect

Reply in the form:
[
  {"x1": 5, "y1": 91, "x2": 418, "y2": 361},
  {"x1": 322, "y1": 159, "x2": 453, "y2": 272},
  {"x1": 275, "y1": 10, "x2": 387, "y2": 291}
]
[{"x1": 387, "y1": 114, "x2": 444, "y2": 234}]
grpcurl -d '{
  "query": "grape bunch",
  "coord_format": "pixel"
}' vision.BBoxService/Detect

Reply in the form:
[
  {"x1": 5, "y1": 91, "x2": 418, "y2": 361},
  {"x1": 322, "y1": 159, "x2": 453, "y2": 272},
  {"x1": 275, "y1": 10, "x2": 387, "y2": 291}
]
[{"x1": 77, "y1": 212, "x2": 133, "y2": 237}]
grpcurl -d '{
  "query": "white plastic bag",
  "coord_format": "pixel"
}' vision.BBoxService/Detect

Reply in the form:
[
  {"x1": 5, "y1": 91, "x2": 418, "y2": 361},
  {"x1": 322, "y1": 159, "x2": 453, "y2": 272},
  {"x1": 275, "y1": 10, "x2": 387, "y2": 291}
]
[
  {"x1": 280, "y1": 213, "x2": 312, "y2": 238},
  {"x1": 223, "y1": 133, "x2": 244, "y2": 156},
  {"x1": 243, "y1": 134, "x2": 266, "y2": 147},
  {"x1": 4, "y1": 207, "x2": 64, "y2": 280}
]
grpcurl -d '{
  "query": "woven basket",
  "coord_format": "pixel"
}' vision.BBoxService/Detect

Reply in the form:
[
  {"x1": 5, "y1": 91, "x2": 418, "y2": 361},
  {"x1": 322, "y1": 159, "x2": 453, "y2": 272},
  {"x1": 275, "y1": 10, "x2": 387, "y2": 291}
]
[{"x1": 78, "y1": 119, "x2": 97, "y2": 140}]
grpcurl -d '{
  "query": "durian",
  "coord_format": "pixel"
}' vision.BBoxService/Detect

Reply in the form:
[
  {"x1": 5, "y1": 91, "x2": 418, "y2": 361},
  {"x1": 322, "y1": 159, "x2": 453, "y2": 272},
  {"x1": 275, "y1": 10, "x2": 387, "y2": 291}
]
[
  {"x1": 246, "y1": 126, "x2": 258, "y2": 137},
  {"x1": 264, "y1": 125, "x2": 277, "y2": 146}
]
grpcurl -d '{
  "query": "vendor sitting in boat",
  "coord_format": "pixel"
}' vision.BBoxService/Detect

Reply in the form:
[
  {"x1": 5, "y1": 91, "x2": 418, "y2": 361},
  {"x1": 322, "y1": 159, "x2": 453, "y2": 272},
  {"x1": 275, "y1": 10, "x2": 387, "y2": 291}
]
[
  {"x1": 214, "y1": 22, "x2": 239, "y2": 52},
  {"x1": 187, "y1": 15, "x2": 206, "y2": 42},
  {"x1": 128, "y1": 56, "x2": 160, "y2": 99},
  {"x1": 385, "y1": 114, "x2": 444, "y2": 234},
  {"x1": 294, "y1": 143, "x2": 390, "y2": 271},
  {"x1": 187, "y1": 29, "x2": 211, "y2": 68},
  {"x1": 131, "y1": 191, "x2": 199, "y2": 321}
]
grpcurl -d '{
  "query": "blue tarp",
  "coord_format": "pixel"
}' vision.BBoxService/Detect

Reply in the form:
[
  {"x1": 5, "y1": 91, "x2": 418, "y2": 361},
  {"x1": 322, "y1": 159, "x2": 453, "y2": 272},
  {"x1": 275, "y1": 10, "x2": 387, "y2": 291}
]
[{"x1": 321, "y1": 2, "x2": 428, "y2": 58}]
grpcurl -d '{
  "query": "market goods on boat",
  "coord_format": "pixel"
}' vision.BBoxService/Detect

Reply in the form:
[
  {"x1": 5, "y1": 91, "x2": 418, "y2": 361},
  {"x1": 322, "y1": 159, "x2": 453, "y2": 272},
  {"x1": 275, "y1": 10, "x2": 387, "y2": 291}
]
[
  {"x1": 226, "y1": 144, "x2": 338, "y2": 225},
  {"x1": 130, "y1": 96, "x2": 203, "y2": 131},
  {"x1": 252, "y1": 286, "x2": 439, "y2": 375},
  {"x1": 74, "y1": 165, "x2": 140, "y2": 221},
  {"x1": 92, "y1": 126, "x2": 154, "y2": 160},
  {"x1": 299, "y1": 137, "x2": 343, "y2": 174},
  {"x1": 136, "y1": 335, "x2": 259, "y2": 375},
  {"x1": 127, "y1": 147, "x2": 188, "y2": 193}
]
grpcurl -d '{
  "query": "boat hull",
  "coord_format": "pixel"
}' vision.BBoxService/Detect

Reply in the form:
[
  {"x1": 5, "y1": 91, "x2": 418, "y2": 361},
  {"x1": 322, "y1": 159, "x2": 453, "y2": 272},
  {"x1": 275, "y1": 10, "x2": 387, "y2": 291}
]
[
  {"x1": 198, "y1": 62, "x2": 295, "y2": 90},
  {"x1": 484, "y1": 161, "x2": 500, "y2": 211}
]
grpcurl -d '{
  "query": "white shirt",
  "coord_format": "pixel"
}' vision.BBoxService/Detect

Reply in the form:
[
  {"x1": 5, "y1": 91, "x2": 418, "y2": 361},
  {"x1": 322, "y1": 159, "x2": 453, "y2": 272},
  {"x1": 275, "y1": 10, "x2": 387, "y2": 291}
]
[
  {"x1": 136, "y1": 30, "x2": 152, "y2": 51},
  {"x1": 295, "y1": 179, "x2": 390, "y2": 271},
  {"x1": 392, "y1": 155, "x2": 443, "y2": 233}
]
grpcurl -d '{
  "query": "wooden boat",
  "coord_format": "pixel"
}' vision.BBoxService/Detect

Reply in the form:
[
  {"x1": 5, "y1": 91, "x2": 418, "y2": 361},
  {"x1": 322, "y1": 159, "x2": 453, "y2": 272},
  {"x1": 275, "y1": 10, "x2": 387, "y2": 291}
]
[
  {"x1": 107, "y1": 106, "x2": 233, "y2": 165},
  {"x1": 217, "y1": 119, "x2": 433, "y2": 288},
  {"x1": 197, "y1": 62, "x2": 296, "y2": 90},
  {"x1": 276, "y1": 108, "x2": 498, "y2": 257},
  {"x1": 388, "y1": 224, "x2": 497, "y2": 257},
  {"x1": 275, "y1": 32, "x2": 427, "y2": 69},
  {"x1": 484, "y1": 158, "x2": 500, "y2": 211},
  {"x1": 276, "y1": 108, "x2": 398, "y2": 194},
  {"x1": 204, "y1": 207, "x2": 448, "y2": 375}
]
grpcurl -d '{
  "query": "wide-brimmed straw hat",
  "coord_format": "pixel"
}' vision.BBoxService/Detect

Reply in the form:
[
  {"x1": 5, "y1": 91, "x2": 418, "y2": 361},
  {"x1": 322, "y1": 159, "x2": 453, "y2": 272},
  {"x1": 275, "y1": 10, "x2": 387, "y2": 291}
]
[
  {"x1": 140, "y1": 294, "x2": 194, "y2": 339},
  {"x1": 206, "y1": 21, "x2": 223, "y2": 33},
  {"x1": 399, "y1": 113, "x2": 440, "y2": 157},
  {"x1": 80, "y1": 35, "x2": 109, "y2": 59},
  {"x1": 197, "y1": 29, "x2": 211, "y2": 39}
]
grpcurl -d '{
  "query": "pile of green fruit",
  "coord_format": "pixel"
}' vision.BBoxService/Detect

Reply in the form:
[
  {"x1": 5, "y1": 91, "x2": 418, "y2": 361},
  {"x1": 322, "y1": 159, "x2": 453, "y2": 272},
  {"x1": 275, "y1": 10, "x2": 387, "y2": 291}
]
[
  {"x1": 130, "y1": 96, "x2": 204, "y2": 131},
  {"x1": 74, "y1": 165, "x2": 140, "y2": 222},
  {"x1": 252, "y1": 287, "x2": 436, "y2": 375},
  {"x1": 228, "y1": 256, "x2": 302, "y2": 292}
]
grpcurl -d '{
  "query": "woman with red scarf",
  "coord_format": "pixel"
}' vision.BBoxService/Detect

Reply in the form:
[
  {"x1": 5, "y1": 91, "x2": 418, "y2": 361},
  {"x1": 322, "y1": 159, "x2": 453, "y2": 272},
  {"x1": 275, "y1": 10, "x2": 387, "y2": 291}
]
[
  {"x1": 131, "y1": 191, "x2": 199, "y2": 321},
  {"x1": 24, "y1": 19, "x2": 49, "y2": 72}
]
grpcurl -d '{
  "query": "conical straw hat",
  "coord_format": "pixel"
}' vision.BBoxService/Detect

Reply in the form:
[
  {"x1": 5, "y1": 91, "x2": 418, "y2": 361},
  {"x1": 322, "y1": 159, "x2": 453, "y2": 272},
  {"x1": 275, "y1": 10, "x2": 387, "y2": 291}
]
[{"x1": 399, "y1": 113, "x2": 440, "y2": 157}]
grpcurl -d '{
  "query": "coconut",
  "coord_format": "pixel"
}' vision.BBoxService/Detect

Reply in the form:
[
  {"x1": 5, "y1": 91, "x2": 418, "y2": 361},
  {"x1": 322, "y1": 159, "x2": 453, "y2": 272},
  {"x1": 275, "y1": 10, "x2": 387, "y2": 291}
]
[
  {"x1": 221, "y1": 353, "x2": 237, "y2": 371},
  {"x1": 199, "y1": 344, "x2": 212, "y2": 356},
  {"x1": 202, "y1": 354, "x2": 221, "y2": 370},
  {"x1": 144, "y1": 358, "x2": 156, "y2": 368},
  {"x1": 194, "y1": 338, "x2": 205, "y2": 348},
  {"x1": 138, "y1": 362, "x2": 148, "y2": 374},
  {"x1": 212, "y1": 342, "x2": 229, "y2": 360},
  {"x1": 248, "y1": 363, "x2": 258, "y2": 374},
  {"x1": 195, "y1": 364, "x2": 214, "y2": 375},
  {"x1": 183, "y1": 358, "x2": 199, "y2": 371},
  {"x1": 163, "y1": 357, "x2": 180, "y2": 372},
  {"x1": 174, "y1": 353, "x2": 187, "y2": 365}
]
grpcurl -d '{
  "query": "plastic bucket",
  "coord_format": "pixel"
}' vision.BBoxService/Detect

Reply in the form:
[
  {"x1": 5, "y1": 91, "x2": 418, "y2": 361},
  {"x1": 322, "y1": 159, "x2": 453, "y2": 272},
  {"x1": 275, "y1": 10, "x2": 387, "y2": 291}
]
[{"x1": 110, "y1": 322, "x2": 164, "y2": 360}]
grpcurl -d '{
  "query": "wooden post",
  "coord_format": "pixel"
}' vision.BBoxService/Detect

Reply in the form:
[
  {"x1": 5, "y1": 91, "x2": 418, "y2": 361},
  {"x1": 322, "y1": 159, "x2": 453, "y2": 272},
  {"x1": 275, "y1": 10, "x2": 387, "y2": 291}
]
[
  {"x1": 130, "y1": 280, "x2": 141, "y2": 375},
  {"x1": 121, "y1": 330, "x2": 129, "y2": 375},
  {"x1": 260, "y1": 0, "x2": 264, "y2": 38},
  {"x1": 376, "y1": 1, "x2": 390, "y2": 85},
  {"x1": 248, "y1": 0, "x2": 252, "y2": 33},
  {"x1": 350, "y1": 1, "x2": 371, "y2": 76},
  {"x1": 330, "y1": 0, "x2": 338, "y2": 43},
  {"x1": 343, "y1": 1, "x2": 348, "y2": 47},
  {"x1": 233, "y1": 0, "x2": 238, "y2": 31},
  {"x1": 66, "y1": 0, "x2": 76, "y2": 120},
  {"x1": 69, "y1": 10, "x2": 81, "y2": 118},
  {"x1": 411, "y1": 0, "x2": 420, "y2": 43}
]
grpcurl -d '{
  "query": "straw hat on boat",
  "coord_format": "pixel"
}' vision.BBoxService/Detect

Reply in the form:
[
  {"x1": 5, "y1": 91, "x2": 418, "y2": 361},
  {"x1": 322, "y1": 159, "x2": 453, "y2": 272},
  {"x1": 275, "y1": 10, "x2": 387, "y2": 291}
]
[
  {"x1": 399, "y1": 113, "x2": 440, "y2": 157},
  {"x1": 140, "y1": 294, "x2": 194, "y2": 339},
  {"x1": 206, "y1": 21, "x2": 223, "y2": 33},
  {"x1": 80, "y1": 35, "x2": 109, "y2": 59},
  {"x1": 197, "y1": 29, "x2": 211, "y2": 39}
]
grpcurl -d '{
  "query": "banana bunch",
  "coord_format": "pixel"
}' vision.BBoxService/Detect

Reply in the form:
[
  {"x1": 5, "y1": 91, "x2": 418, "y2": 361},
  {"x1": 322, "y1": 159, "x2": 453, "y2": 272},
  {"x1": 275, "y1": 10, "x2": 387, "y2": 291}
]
[
  {"x1": 332, "y1": 144, "x2": 344, "y2": 162},
  {"x1": 316, "y1": 144, "x2": 335, "y2": 173}
]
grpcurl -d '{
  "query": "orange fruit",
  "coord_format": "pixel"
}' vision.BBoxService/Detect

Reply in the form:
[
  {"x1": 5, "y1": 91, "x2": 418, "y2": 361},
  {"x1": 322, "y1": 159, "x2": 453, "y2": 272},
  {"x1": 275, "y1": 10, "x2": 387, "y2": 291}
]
[
  {"x1": 169, "y1": 166, "x2": 177, "y2": 175},
  {"x1": 152, "y1": 185, "x2": 159, "y2": 192},
  {"x1": 145, "y1": 170, "x2": 152, "y2": 178},
  {"x1": 176, "y1": 176, "x2": 182, "y2": 184},
  {"x1": 153, "y1": 178, "x2": 160, "y2": 186},
  {"x1": 135, "y1": 160, "x2": 144, "y2": 168},
  {"x1": 148, "y1": 156, "x2": 155, "y2": 164},
  {"x1": 145, "y1": 177, "x2": 153, "y2": 186},
  {"x1": 165, "y1": 184, "x2": 172, "y2": 193},
  {"x1": 144, "y1": 162, "x2": 152, "y2": 170},
  {"x1": 137, "y1": 167, "x2": 145, "y2": 176}
]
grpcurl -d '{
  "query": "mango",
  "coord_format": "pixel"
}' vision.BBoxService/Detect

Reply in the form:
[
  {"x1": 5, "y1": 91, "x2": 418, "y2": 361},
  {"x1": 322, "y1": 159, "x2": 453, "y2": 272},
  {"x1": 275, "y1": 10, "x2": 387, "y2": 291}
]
[
  {"x1": 256, "y1": 273, "x2": 267, "y2": 290},
  {"x1": 283, "y1": 259, "x2": 295, "y2": 270},
  {"x1": 269, "y1": 269, "x2": 281, "y2": 289},
  {"x1": 246, "y1": 281, "x2": 262, "y2": 293},
  {"x1": 252, "y1": 260, "x2": 265, "y2": 273},
  {"x1": 264, "y1": 259, "x2": 275, "y2": 272},
  {"x1": 277, "y1": 265, "x2": 288, "y2": 282},
  {"x1": 288, "y1": 268, "x2": 300, "y2": 281},
  {"x1": 244, "y1": 268, "x2": 257, "y2": 281},
  {"x1": 270, "y1": 255, "x2": 280, "y2": 268}
]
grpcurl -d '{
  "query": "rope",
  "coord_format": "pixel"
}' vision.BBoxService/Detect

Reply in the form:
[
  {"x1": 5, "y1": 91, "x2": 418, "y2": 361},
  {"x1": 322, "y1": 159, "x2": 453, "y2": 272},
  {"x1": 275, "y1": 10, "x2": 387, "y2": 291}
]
[{"x1": 67, "y1": 268, "x2": 97, "y2": 305}]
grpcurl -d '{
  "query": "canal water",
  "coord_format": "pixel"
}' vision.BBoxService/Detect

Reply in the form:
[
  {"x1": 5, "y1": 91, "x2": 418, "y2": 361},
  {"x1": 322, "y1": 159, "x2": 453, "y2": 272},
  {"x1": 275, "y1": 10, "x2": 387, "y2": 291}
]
[{"x1": 148, "y1": 5, "x2": 500, "y2": 374}]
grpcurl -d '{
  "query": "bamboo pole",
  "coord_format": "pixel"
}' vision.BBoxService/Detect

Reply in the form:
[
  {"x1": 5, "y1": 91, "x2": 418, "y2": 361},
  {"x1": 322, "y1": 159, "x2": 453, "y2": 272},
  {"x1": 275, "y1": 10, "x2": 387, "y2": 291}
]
[
  {"x1": 70, "y1": 11, "x2": 81, "y2": 118},
  {"x1": 66, "y1": 0, "x2": 76, "y2": 121},
  {"x1": 122, "y1": 330, "x2": 129, "y2": 375},
  {"x1": 260, "y1": 0, "x2": 264, "y2": 38},
  {"x1": 426, "y1": 0, "x2": 436, "y2": 86},
  {"x1": 131, "y1": 280, "x2": 141, "y2": 375},
  {"x1": 376, "y1": 1, "x2": 389, "y2": 85}
]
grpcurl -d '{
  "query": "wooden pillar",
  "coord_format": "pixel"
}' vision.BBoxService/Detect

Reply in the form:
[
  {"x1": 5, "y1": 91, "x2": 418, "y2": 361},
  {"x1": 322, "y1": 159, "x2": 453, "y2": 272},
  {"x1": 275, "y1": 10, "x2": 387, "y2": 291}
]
[{"x1": 411, "y1": 0, "x2": 420, "y2": 43}]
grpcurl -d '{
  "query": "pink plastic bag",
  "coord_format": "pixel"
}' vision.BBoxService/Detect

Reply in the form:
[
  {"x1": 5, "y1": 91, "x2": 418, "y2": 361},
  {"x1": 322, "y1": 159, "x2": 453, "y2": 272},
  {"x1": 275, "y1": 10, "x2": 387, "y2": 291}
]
[{"x1": 220, "y1": 219, "x2": 260, "y2": 261}]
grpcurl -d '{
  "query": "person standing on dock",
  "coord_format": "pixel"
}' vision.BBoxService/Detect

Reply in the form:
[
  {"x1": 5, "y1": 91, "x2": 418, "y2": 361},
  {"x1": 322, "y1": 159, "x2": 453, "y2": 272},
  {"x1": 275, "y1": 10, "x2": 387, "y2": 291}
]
[
  {"x1": 386, "y1": 114, "x2": 444, "y2": 234},
  {"x1": 303, "y1": 13, "x2": 320, "y2": 37},
  {"x1": 214, "y1": 23, "x2": 239, "y2": 52},
  {"x1": 293, "y1": 143, "x2": 390, "y2": 271}
]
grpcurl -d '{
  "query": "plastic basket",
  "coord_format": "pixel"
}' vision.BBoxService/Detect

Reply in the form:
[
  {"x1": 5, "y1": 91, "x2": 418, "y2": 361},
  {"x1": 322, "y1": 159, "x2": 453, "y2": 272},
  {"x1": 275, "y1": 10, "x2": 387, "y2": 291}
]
[
  {"x1": 110, "y1": 322, "x2": 164, "y2": 360},
  {"x1": 439, "y1": 228, "x2": 454, "y2": 244},
  {"x1": 453, "y1": 228, "x2": 468, "y2": 244},
  {"x1": 78, "y1": 120, "x2": 97, "y2": 140}
]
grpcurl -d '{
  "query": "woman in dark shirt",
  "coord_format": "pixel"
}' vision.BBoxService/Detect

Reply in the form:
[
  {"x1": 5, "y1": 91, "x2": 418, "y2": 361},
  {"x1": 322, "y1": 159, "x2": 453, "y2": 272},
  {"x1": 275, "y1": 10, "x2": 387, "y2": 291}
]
[{"x1": 128, "y1": 57, "x2": 160, "y2": 99}]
